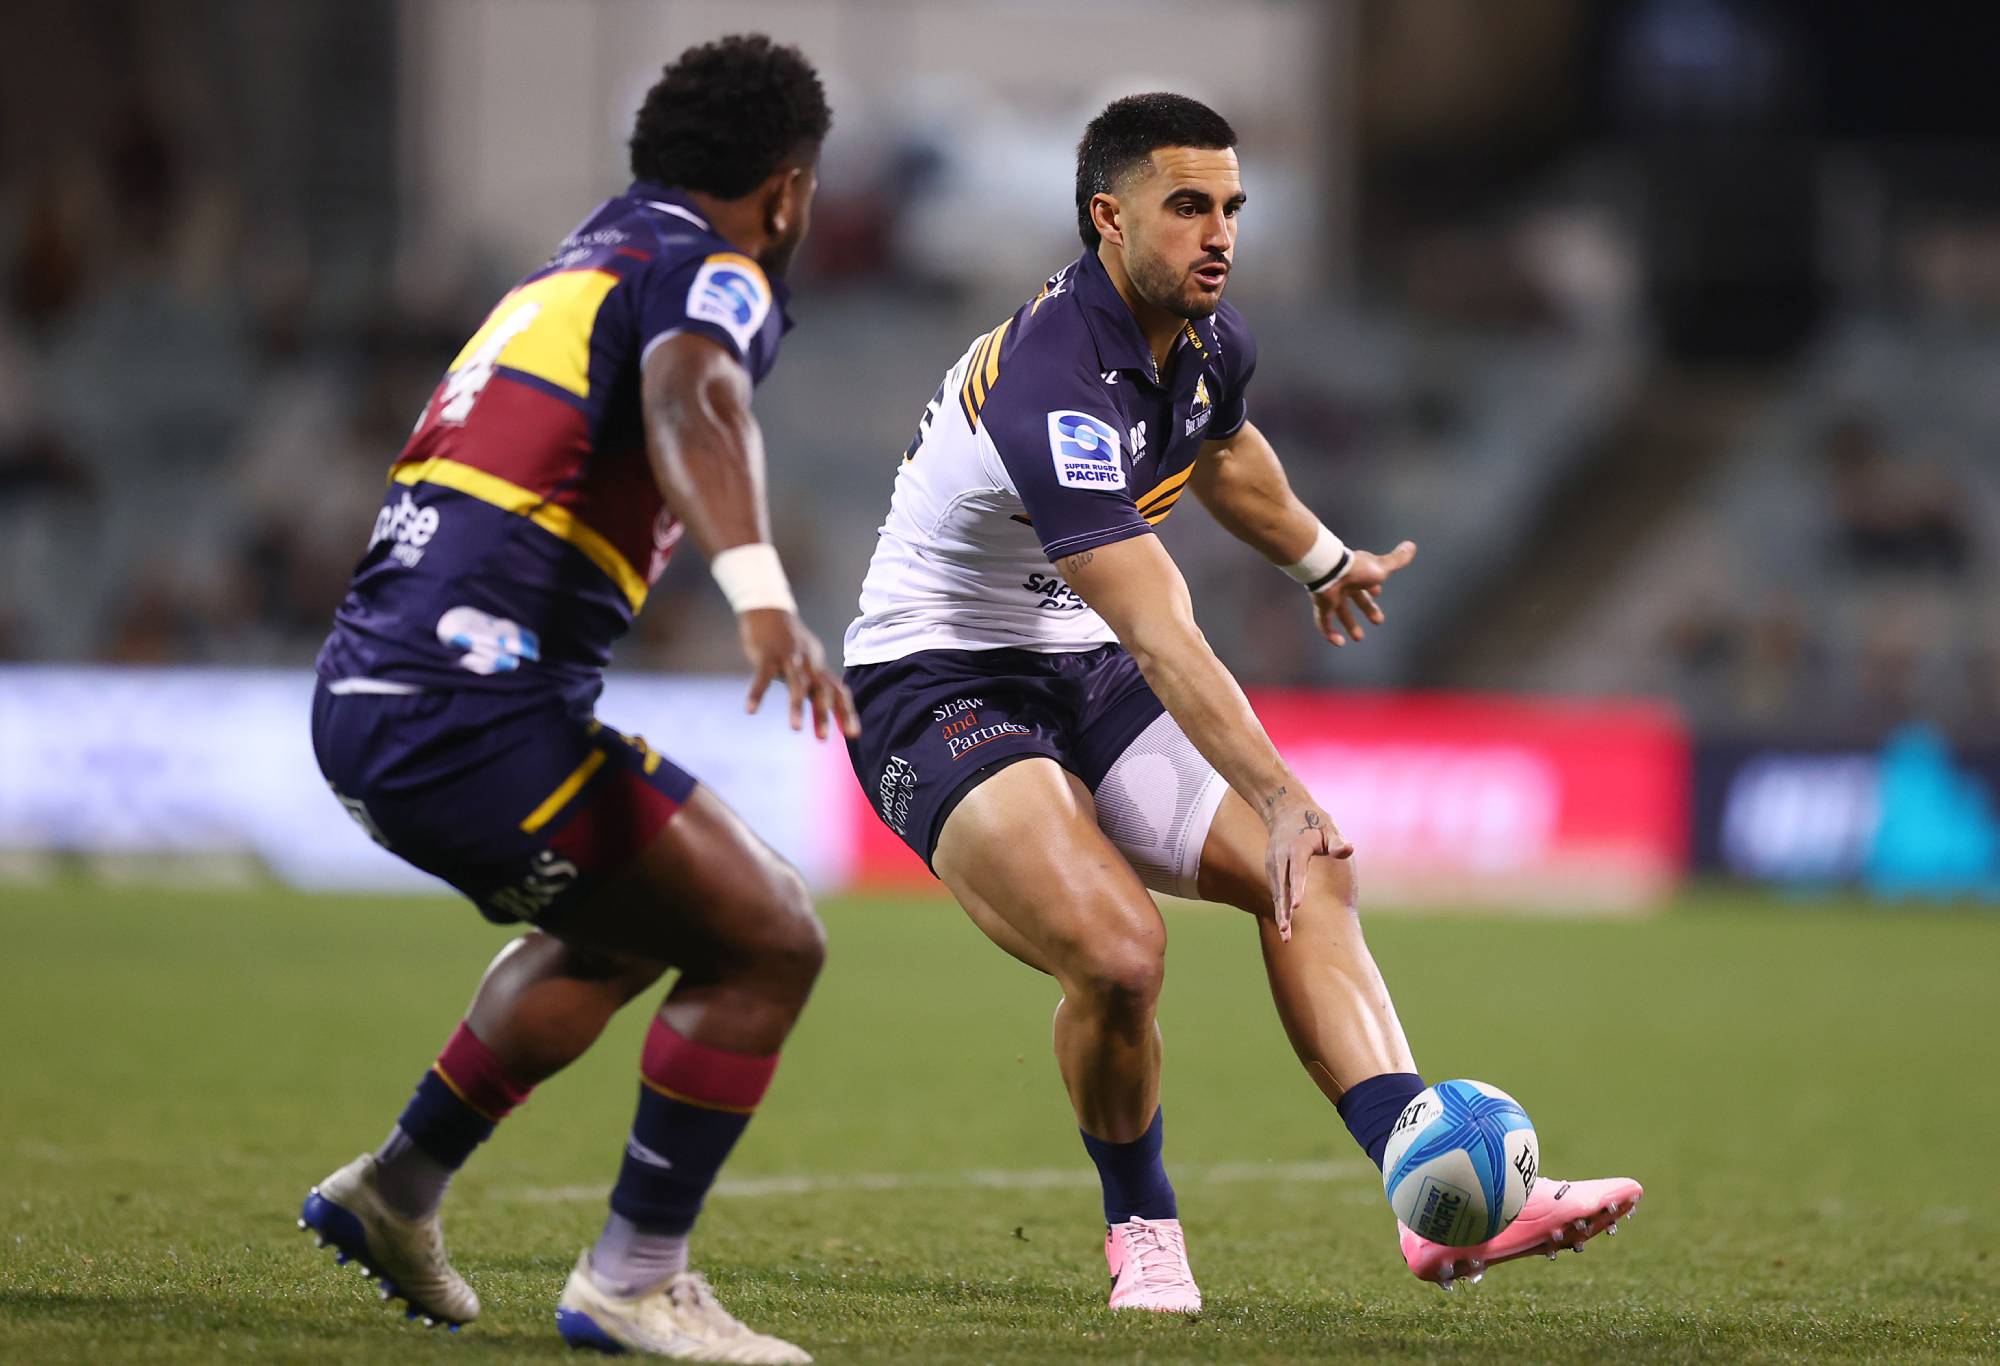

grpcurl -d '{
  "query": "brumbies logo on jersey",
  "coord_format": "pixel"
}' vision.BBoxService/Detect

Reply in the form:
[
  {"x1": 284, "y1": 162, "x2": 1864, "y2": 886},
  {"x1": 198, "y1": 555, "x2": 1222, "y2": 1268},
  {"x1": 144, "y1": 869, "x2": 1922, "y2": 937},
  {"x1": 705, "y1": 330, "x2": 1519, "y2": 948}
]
[
  {"x1": 686, "y1": 254, "x2": 771, "y2": 355},
  {"x1": 1046, "y1": 410, "x2": 1125, "y2": 490},
  {"x1": 1188, "y1": 374, "x2": 1214, "y2": 436}
]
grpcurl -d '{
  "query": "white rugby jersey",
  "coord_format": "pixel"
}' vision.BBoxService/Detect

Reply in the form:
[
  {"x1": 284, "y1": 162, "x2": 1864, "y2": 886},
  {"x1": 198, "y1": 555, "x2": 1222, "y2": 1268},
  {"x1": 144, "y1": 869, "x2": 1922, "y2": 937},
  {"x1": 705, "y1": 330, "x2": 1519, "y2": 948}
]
[{"x1": 842, "y1": 250, "x2": 1257, "y2": 665}]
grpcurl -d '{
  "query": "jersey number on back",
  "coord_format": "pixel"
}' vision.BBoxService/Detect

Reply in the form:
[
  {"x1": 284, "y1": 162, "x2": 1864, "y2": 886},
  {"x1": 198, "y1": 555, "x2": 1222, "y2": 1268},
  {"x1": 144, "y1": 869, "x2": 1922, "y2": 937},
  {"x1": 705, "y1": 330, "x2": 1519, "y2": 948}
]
[
  {"x1": 439, "y1": 300, "x2": 542, "y2": 424},
  {"x1": 900, "y1": 379, "x2": 946, "y2": 463}
]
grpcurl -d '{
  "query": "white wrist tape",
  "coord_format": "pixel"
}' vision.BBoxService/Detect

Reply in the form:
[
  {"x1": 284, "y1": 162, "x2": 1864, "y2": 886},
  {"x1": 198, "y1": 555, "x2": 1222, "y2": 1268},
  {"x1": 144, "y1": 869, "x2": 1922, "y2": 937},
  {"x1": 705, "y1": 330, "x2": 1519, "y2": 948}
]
[
  {"x1": 1281, "y1": 522, "x2": 1352, "y2": 591},
  {"x1": 710, "y1": 543, "x2": 797, "y2": 614}
]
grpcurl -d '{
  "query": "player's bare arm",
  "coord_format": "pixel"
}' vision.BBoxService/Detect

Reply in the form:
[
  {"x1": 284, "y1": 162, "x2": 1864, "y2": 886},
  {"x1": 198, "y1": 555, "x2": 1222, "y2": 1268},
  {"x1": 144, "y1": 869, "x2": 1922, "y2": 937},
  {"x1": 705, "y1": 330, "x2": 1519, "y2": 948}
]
[
  {"x1": 1056, "y1": 532, "x2": 1349, "y2": 935},
  {"x1": 641, "y1": 332, "x2": 858, "y2": 740},
  {"x1": 1190, "y1": 420, "x2": 1417, "y2": 646}
]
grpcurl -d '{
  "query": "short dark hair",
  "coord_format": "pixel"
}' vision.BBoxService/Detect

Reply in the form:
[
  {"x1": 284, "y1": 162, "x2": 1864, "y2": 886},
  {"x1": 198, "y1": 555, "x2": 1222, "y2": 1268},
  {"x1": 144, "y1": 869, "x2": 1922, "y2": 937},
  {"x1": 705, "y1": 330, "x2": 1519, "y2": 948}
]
[
  {"x1": 1075, "y1": 93, "x2": 1237, "y2": 248},
  {"x1": 629, "y1": 34, "x2": 831, "y2": 199}
]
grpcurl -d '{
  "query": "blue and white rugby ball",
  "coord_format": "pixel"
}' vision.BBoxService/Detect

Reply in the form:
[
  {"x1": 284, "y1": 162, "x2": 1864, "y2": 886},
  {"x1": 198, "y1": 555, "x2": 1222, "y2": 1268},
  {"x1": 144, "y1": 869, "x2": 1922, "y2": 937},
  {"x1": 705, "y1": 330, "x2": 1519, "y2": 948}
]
[{"x1": 1382, "y1": 1080, "x2": 1538, "y2": 1246}]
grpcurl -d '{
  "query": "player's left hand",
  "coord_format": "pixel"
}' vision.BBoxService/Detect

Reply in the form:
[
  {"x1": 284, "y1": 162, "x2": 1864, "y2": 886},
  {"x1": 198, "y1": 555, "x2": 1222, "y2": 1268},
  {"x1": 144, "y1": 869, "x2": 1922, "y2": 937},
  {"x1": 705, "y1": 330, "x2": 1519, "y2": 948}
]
[
  {"x1": 1311, "y1": 540, "x2": 1416, "y2": 647},
  {"x1": 740, "y1": 609, "x2": 861, "y2": 741},
  {"x1": 1263, "y1": 795, "x2": 1355, "y2": 942}
]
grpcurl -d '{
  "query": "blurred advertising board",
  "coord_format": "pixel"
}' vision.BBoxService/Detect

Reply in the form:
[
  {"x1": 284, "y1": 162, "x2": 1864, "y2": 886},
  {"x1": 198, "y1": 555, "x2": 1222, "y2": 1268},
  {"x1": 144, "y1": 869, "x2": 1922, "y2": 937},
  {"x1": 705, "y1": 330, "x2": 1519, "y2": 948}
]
[
  {"x1": 851, "y1": 690, "x2": 1690, "y2": 910},
  {"x1": 0, "y1": 670, "x2": 1690, "y2": 908},
  {"x1": 0, "y1": 668, "x2": 859, "y2": 893},
  {"x1": 1693, "y1": 725, "x2": 2000, "y2": 899}
]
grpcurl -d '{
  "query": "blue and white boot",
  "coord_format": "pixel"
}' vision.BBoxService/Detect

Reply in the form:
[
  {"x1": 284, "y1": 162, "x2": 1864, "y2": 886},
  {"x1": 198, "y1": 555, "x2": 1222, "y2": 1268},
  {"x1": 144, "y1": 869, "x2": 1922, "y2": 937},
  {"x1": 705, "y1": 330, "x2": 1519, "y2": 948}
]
[
  {"x1": 299, "y1": 1152, "x2": 480, "y2": 1328},
  {"x1": 556, "y1": 1252, "x2": 809, "y2": 1361}
]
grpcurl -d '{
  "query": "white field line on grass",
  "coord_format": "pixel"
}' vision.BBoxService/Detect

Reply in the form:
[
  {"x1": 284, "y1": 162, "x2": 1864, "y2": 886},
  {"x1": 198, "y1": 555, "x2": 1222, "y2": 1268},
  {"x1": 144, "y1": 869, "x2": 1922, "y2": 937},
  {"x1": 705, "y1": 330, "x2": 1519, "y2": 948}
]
[{"x1": 506, "y1": 1158, "x2": 1372, "y2": 1206}]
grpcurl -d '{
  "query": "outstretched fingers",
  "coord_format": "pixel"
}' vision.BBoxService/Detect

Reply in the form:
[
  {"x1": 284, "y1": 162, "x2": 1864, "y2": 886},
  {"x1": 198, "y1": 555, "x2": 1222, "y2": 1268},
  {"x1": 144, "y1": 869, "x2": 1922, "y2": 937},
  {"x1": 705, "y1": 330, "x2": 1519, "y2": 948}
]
[
  {"x1": 785, "y1": 654, "x2": 811, "y2": 732},
  {"x1": 745, "y1": 657, "x2": 778, "y2": 715}
]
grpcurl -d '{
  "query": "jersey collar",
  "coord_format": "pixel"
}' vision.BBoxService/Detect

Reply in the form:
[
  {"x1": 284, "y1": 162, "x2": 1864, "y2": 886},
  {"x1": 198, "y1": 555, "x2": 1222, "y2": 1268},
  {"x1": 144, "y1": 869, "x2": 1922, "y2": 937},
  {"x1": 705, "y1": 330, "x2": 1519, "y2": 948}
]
[
  {"x1": 627, "y1": 181, "x2": 796, "y2": 337},
  {"x1": 1073, "y1": 249, "x2": 1219, "y2": 390},
  {"x1": 628, "y1": 182, "x2": 712, "y2": 233}
]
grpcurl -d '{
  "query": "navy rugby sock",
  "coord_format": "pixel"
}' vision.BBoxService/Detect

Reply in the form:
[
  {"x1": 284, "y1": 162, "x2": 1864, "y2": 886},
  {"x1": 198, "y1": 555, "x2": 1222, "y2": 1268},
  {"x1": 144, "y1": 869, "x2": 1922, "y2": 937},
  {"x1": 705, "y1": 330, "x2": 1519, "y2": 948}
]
[
  {"x1": 1080, "y1": 1108, "x2": 1178, "y2": 1224},
  {"x1": 596, "y1": 1017, "x2": 778, "y2": 1291},
  {"x1": 374, "y1": 1023, "x2": 533, "y2": 1218},
  {"x1": 1336, "y1": 1071, "x2": 1426, "y2": 1170}
]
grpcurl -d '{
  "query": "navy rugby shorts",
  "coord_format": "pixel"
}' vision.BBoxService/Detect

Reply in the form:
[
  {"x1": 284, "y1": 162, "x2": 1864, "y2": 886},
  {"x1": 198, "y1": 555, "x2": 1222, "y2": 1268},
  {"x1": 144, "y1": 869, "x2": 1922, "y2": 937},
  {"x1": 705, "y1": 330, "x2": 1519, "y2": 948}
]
[
  {"x1": 311, "y1": 682, "x2": 697, "y2": 925},
  {"x1": 843, "y1": 644, "x2": 1168, "y2": 868}
]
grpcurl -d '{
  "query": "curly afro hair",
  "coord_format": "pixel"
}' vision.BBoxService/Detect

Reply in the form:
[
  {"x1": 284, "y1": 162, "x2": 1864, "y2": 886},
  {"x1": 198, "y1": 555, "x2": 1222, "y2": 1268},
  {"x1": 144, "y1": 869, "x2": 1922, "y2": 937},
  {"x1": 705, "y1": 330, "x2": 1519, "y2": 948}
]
[
  {"x1": 628, "y1": 34, "x2": 831, "y2": 199},
  {"x1": 1075, "y1": 93, "x2": 1236, "y2": 249}
]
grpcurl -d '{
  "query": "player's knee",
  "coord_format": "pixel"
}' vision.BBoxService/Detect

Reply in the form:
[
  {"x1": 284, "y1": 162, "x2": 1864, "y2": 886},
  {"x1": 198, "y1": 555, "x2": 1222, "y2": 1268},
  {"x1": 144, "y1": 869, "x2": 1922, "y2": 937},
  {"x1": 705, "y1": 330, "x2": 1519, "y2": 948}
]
[
  {"x1": 740, "y1": 863, "x2": 826, "y2": 991},
  {"x1": 1314, "y1": 853, "x2": 1361, "y2": 916},
  {"x1": 1067, "y1": 936, "x2": 1164, "y2": 1023}
]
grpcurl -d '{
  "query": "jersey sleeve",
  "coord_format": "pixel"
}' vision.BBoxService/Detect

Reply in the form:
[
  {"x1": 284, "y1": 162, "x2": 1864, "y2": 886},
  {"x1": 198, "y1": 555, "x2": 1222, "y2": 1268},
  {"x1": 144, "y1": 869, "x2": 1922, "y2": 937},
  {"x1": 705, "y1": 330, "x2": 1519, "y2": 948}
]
[
  {"x1": 979, "y1": 376, "x2": 1153, "y2": 562},
  {"x1": 632, "y1": 251, "x2": 779, "y2": 377},
  {"x1": 1208, "y1": 305, "x2": 1259, "y2": 441}
]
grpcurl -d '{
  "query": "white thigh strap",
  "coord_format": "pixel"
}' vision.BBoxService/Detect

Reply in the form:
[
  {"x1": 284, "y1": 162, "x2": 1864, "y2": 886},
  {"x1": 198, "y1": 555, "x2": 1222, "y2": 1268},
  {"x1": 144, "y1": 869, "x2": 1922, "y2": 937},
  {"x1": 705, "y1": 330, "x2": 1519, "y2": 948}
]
[{"x1": 1092, "y1": 711, "x2": 1229, "y2": 900}]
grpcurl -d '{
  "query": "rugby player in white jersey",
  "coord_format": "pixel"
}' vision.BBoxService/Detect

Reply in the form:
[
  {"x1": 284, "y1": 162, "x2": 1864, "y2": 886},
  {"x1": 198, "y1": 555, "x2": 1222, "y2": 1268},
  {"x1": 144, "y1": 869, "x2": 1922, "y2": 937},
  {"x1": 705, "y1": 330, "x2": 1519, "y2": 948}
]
[{"x1": 842, "y1": 93, "x2": 1640, "y2": 1309}]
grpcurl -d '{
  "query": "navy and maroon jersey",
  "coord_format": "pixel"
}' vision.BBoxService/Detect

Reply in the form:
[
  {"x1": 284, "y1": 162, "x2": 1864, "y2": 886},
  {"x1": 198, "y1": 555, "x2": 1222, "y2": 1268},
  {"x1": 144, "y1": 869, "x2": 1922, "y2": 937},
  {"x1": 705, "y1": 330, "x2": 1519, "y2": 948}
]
[
  {"x1": 843, "y1": 248, "x2": 1257, "y2": 664},
  {"x1": 317, "y1": 182, "x2": 791, "y2": 706}
]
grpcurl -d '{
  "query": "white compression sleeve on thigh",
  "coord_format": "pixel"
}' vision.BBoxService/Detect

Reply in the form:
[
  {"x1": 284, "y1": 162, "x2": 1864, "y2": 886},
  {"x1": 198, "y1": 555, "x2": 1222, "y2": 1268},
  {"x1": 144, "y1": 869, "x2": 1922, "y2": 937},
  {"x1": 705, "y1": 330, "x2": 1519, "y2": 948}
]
[{"x1": 1091, "y1": 712, "x2": 1230, "y2": 900}]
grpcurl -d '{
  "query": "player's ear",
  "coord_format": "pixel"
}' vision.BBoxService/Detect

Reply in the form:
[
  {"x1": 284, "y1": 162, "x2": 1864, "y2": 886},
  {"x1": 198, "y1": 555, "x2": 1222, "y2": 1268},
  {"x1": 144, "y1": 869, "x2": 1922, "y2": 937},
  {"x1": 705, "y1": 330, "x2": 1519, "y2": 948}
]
[
  {"x1": 763, "y1": 167, "x2": 797, "y2": 239},
  {"x1": 1091, "y1": 192, "x2": 1125, "y2": 248},
  {"x1": 764, "y1": 159, "x2": 815, "y2": 240}
]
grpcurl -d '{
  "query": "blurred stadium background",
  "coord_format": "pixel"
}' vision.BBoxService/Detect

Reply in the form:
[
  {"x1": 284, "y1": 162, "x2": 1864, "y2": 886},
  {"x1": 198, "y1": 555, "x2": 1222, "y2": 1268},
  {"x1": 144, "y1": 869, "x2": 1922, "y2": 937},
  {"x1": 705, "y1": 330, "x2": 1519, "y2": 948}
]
[
  {"x1": 5, "y1": 0, "x2": 2000, "y2": 902},
  {"x1": 5, "y1": 4, "x2": 2000, "y2": 1363}
]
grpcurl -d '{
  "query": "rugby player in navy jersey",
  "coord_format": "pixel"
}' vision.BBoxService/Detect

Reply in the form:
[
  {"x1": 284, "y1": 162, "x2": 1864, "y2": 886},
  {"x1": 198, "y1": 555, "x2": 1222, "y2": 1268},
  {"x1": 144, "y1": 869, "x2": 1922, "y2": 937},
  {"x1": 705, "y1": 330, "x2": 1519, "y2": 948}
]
[
  {"x1": 301, "y1": 37, "x2": 853, "y2": 1360},
  {"x1": 843, "y1": 94, "x2": 1640, "y2": 1310}
]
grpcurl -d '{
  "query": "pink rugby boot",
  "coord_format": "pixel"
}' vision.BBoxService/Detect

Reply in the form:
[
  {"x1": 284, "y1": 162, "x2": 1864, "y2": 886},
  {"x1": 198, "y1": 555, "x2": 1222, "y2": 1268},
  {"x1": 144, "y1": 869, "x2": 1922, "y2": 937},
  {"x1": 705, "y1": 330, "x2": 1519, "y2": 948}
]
[
  {"x1": 1401, "y1": 1176, "x2": 1643, "y2": 1289},
  {"x1": 1105, "y1": 1217, "x2": 1202, "y2": 1313}
]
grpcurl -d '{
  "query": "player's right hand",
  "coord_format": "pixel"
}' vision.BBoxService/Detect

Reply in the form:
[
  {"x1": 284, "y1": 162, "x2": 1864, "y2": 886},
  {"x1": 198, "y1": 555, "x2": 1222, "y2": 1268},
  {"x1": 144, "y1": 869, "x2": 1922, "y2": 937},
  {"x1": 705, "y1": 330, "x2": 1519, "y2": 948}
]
[
  {"x1": 739, "y1": 609, "x2": 861, "y2": 742},
  {"x1": 1262, "y1": 796, "x2": 1353, "y2": 941},
  {"x1": 1312, "y1": 539, "x2": 1417, "y2": 647}
]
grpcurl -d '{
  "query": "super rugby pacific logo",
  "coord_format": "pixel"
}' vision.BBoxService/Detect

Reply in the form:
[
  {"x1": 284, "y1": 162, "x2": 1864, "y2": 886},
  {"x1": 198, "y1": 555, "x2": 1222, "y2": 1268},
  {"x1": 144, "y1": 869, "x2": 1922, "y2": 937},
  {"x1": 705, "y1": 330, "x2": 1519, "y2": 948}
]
[
  {"x1": 698, "y1": 268, "x2": 759, "y2": 326},
  {"x1": 686, "y1": 255, "x2": 772, "y2": 353},
  {"x1": 1046, "y1": 410, "x2": 1125, "y2": 490},
  {"x1": 1413, "y1": 1179, "x2": 1470, "y2": 1242}
]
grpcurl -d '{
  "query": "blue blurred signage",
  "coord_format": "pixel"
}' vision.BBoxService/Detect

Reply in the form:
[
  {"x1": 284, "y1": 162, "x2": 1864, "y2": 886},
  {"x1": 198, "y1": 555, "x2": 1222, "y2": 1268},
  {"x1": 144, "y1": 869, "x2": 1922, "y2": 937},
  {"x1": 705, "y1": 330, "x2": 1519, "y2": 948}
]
[{"x1": 1694, "y1": 725, "x2": 2000, "y2": 899}]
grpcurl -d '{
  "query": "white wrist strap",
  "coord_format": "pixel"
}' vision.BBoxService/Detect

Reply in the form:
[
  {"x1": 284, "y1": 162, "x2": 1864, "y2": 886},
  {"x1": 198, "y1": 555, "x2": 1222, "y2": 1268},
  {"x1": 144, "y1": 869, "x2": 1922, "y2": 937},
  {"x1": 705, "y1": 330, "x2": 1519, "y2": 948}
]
[
  {"x1": 711, "y1": 543, "x2": 797, "y2": 614},
  {"x1": 1281, "y1": 522, "x2": 1351, "y2": 591}
]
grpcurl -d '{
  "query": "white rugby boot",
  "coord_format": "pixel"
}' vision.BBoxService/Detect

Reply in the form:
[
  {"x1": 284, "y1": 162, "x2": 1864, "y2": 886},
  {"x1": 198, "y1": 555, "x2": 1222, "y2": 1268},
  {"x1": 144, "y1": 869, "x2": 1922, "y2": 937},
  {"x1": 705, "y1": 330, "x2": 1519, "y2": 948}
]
[
  {"x1": 555, "y1": 1252, "x2": 811, "y2": 1361},
  {"x1": 298, "y1": 1152, "x2": 479, "y2": 1328}
]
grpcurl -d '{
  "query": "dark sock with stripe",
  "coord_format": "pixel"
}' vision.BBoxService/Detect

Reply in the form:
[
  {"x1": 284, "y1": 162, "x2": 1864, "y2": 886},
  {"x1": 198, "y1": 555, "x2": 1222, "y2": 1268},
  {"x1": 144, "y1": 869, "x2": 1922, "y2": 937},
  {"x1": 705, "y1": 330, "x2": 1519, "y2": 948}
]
[
  {"x1": 1080, "y1": 1108, "x2": 1178, "y2": 1225},
  {"x1": 1336, "y1": 1071, "x2": 1426, "y2": 1170},
  {"x1": 373, "y1": 1023, "x2": 533, "y2": 1218},
  {"x1": 594, "y1": 1017, "x2": 778, "y2": 1291}
]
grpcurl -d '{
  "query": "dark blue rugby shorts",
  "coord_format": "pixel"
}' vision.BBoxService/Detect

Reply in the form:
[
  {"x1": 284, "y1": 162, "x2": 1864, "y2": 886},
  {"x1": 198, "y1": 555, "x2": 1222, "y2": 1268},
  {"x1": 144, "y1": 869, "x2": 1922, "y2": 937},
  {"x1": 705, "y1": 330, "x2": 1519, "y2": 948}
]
[
  {"x1": 843, "y1": 643, "x2": 1167, "y2": 867},
  {"x1": 310, "y1": 682, "x2": 696, "y2": 924}
]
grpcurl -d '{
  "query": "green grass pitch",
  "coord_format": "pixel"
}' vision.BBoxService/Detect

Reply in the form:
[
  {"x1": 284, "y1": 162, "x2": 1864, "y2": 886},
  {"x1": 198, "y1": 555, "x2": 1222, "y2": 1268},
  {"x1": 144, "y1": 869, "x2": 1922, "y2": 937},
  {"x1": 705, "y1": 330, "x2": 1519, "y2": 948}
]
[{"x1": 2, "y1": 880, "x2": 1996, "y2": 1363}]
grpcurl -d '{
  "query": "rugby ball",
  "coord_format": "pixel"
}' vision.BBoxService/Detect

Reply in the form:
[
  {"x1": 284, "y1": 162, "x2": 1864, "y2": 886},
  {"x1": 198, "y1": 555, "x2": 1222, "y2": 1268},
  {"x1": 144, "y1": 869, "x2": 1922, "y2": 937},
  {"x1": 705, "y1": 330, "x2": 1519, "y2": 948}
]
[{"x1": 1382, "y1": 1079, "x2": 1537, "y2": 1246}]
